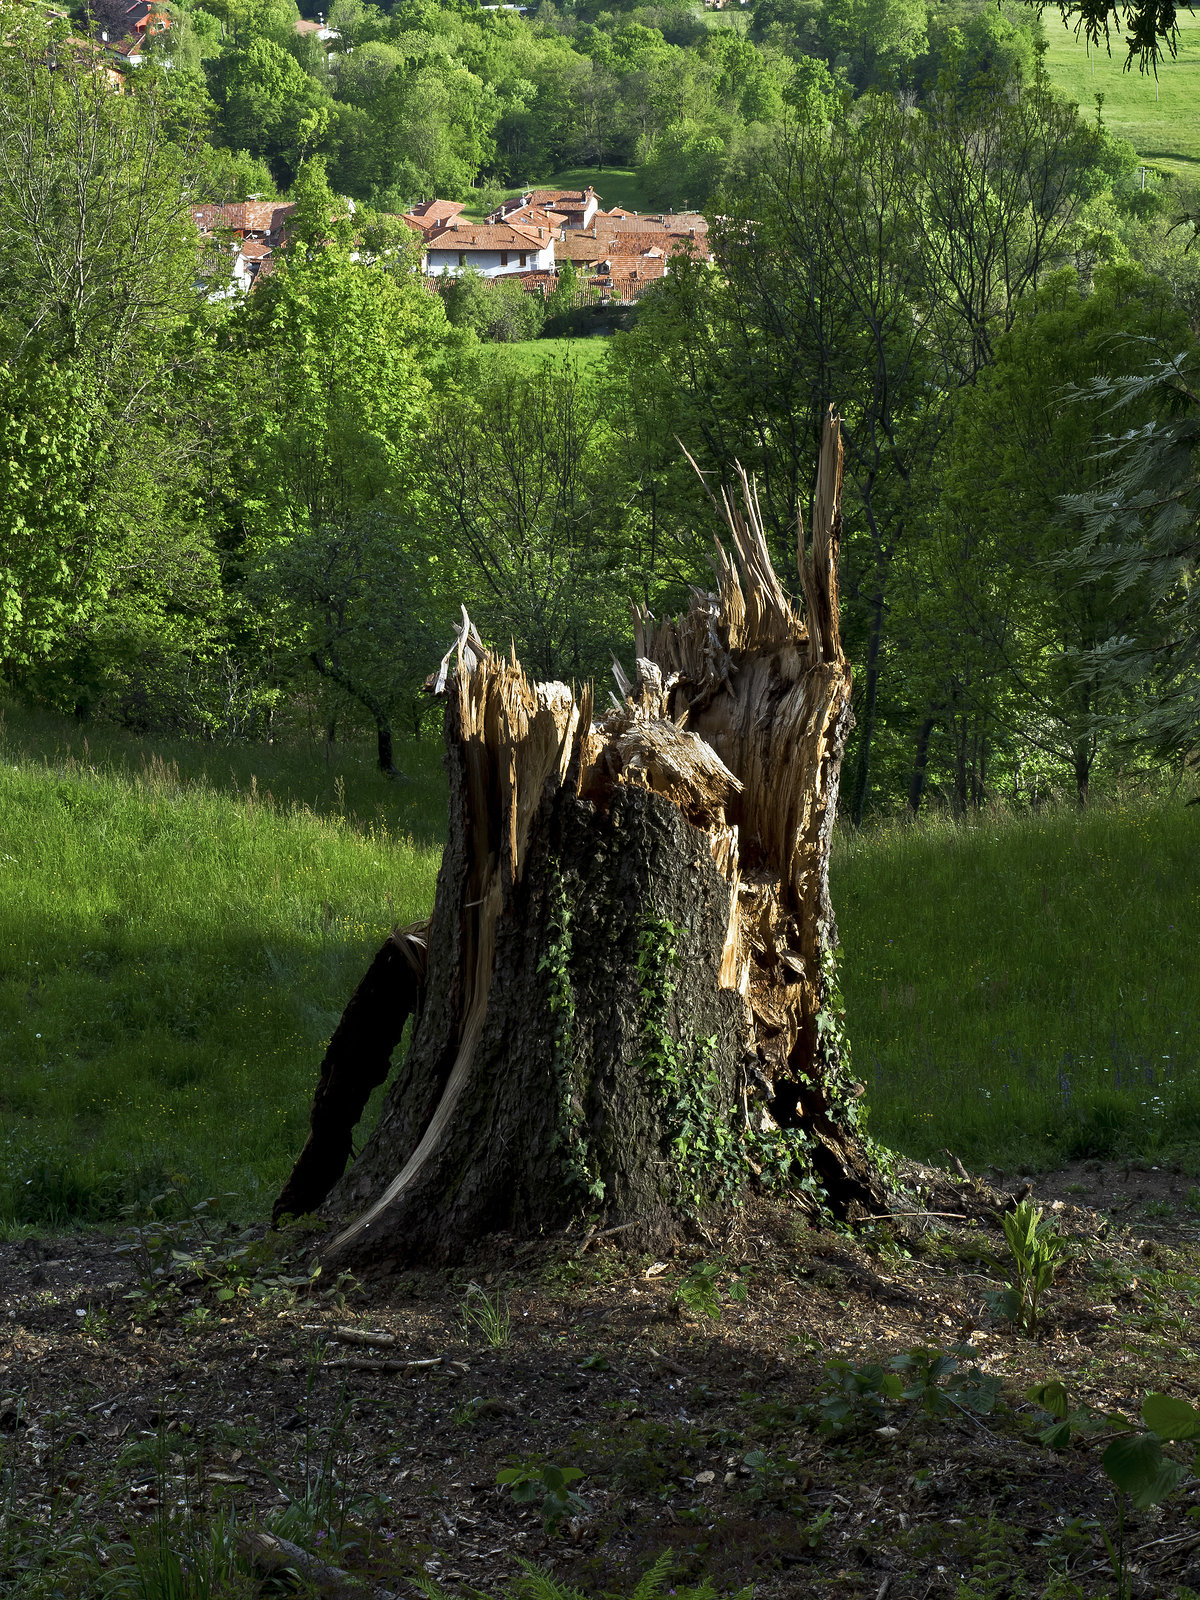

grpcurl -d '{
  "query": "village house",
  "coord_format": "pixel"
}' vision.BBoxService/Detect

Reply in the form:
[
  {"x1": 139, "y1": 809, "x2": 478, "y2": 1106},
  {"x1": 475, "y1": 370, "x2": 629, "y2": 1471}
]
[
  {"x1": 402, "y1": 199, "x2": 468, "y2": 237},
  {"x1": 423, "y1": 217, "x2": 556, "y2": 278},
  {"x1": 191, "y1": 200, "x2": 296, "y2": 293},
  {"x1": 102, "y1": 0, "x2": 170, "y2": 62},
  {"x1": 489, "y1": 187, "x2": 600, "y2": 231}
]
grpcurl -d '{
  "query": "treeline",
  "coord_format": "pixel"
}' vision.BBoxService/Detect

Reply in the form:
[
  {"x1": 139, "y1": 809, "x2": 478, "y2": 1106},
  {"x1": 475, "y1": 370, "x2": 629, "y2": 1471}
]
[
  {"x1": 1, "y1": 0, "x2": 1198, "y2": 816},
  {"x1": 86, "y1": 0, "x2": 1046, "y2": 209}
]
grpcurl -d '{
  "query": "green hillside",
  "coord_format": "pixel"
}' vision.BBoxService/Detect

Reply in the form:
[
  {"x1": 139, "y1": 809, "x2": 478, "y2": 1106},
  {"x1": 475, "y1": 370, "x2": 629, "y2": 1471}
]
[{"x1": 1041, "y1": 9, "x2": 1200, "y2": 180}]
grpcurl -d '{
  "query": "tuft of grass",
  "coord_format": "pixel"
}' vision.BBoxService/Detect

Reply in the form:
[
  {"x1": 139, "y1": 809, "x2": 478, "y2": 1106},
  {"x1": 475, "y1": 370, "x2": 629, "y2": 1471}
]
[
  {"x1": 460, "y1": 1281, "x2": 512, "y2": 1349},
  {"x1": 832, "y1": 800, "x2": 1200, "y2": 1172},
  {"x1": 0, "y1": 704, "x2": 442, "y2": 1225},
  {"x1": 1041, "y1": 9, "x2": 1200, "y2": 180}
]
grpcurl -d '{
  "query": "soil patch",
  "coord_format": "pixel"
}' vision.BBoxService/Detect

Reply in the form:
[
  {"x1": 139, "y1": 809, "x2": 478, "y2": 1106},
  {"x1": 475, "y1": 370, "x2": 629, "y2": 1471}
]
[{"x1": 2, "y1": 1162, "x2": 1198, "y2": 1598}]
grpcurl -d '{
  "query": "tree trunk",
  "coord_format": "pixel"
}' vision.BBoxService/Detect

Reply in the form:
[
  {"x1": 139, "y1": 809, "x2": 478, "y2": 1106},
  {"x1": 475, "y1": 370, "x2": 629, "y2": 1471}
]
[
  {"x1": 310, "y1": 653, "x2": 398, "y2": 776},
  {"x1": 907, "y1": 711, "x2": 937, "y2": 815},
  {"x1": 280, "y1": 415, "x2": 892, "y2": 1271},
  {"x1": 850, "y1": 581, "x2": 885, "y2": 826}
]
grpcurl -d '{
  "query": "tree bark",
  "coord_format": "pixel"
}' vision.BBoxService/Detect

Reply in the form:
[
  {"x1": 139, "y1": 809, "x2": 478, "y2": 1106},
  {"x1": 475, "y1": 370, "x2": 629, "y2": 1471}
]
[
  {"x1": 280, "y1": 414, "x2": 892, "y2": 1271},
  {"x1": 907, "y1": 711, "x2": 938, "y2": 815}
]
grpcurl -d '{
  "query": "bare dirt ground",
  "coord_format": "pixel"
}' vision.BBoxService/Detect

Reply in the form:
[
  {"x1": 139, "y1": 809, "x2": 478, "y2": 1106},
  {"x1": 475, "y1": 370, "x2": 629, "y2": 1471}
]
[{"x1": 2, "y1": 1160, "x2": 1198, "y2": 1599}]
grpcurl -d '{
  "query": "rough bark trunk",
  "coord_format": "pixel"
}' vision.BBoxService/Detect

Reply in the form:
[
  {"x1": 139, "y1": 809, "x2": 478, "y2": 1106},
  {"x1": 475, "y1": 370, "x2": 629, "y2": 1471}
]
[
  {"x1": 907, "y1": 711, "x2": 938, "y2": 816},
  {"x1": 279, "y1": 414, "x2": 892, "y2": 1271}
]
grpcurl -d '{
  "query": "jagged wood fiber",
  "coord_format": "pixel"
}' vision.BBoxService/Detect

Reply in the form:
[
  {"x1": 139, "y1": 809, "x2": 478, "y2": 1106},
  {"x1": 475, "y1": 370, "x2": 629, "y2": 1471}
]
[{"x1": 278, "y1": 412, "x2": 890, "y2": 1270}]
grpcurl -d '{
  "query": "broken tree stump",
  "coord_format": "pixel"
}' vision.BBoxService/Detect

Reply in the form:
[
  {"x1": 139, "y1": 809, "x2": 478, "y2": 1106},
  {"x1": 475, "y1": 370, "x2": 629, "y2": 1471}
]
[{"x1": 276, "y1": 412, "x2": 892, "y2": 1268}]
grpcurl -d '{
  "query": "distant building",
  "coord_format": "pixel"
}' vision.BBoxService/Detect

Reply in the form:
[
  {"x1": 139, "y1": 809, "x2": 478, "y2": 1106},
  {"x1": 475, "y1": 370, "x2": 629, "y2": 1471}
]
[
  {"x1": 425, "y1": 218, "x2": 555, "y2": 278},
  {"x1": 191, "y1": 200, "x2": 297, "y2": 293},
  {"x1": 402, "y1": 199, "x2": 468, "y2": 237},
  {"x1": 490, "y1": 187, "x2": 600, "y2": 231}
]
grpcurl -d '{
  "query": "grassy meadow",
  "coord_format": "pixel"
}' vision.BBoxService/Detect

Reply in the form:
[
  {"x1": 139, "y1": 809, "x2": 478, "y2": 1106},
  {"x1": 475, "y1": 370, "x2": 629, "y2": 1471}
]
[
  {"x1": 833, "y1": 802, "x2": 1200, "y2": 1174},
  {"x1": 497, "y1": 336, "x2": 612, "y2": 373},
  {"x1": 0, "y1": 705, "x2": 443, "y2": 1228},
  {"x1": 0, "y1": 702, "x2": 1196, "y2": 1230},
  {"x1": 1041, "y1": 8, "x2": 1200, "y2": 180},
  {"x1": 537, "y1": 166, "x2": 654, "y2": 212}
]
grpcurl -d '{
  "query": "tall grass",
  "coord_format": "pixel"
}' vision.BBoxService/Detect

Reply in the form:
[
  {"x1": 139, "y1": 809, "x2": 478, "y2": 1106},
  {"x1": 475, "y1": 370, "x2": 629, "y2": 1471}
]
[
  {"x1": 832, "y1": 801, "x2": 1200, "y2": 1173},
  {"x1": 0, "y1": 706, "x2": 443, "y2": 1226}
]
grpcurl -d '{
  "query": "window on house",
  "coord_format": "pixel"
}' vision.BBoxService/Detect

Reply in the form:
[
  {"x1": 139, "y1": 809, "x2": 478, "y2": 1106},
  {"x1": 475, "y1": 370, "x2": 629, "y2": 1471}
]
[
  {"x1": 458, "y1": 252, "x2": 466, "y2": 267},
  {"x1": 519, "y1": 253, "x2": 527, "y2": 267}
]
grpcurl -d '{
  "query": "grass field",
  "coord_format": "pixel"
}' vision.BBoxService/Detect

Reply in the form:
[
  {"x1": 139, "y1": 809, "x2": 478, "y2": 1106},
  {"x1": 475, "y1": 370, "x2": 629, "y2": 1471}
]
[
  {"x1": 1041, "y1": 8, "x2": 1200, "y2": 181},
  {"x1": 0, "y1": 705, "x2": 443, "y2": 1227},
  {"x1": 494, "y1": 336, "x2": 612, "y2": 372},
  {"x1": 833, "y1": 803, "x2": 1200, "y2": 1174},
  {"x1": 1, "y1": 702, "x2": 1196, "y2": 1229}
]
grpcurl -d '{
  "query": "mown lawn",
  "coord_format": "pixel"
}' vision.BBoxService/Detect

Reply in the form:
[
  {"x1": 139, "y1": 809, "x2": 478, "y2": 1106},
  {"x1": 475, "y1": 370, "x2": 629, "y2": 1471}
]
[{"x1": 1041, "y1": 8, "x2": 1200, "y2": 181}]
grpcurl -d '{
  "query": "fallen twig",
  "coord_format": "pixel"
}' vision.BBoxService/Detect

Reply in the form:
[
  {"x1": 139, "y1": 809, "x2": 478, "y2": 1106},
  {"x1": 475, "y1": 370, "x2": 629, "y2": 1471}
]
[
  {"x1": 646, "y1": 1345, "x2": 692, "y2": 1378},
  {"x1": 300, "y1": 1325, "x2": 398, "y2": 1348},
  {"x1": 238, "y1": 1529, "x2": 398, "y2": 1600},
  {"x1": 577, "y1": 1218, "x2": 646, "y2": 1255},
  {"x1": 322, "y1": 1356, "x2": 442, "y2": 1373}
]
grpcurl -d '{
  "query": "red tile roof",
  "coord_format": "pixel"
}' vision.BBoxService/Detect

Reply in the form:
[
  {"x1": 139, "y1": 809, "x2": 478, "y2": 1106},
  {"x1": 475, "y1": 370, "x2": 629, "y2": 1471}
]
[
  {"x1": 426, "y1": 220, "x2": 550, "y2": 249},
  {"x1": 526, "y1": 187, "x2": 597, "y2": 208},
  {"x1": 603, "y1": 212, "x2": 707, "y2": 234},
  {"x1": 403, "y1": 199, "x2": 468, "y2": 236},
  {"x1": 606, "y1": 229, "x2": 710, "y2": 256},
  {"x1": 191, "y1": 201, "x2": 295, "y2": 241},
  {"x1": 592, "y1": 254, "x2": 668, "y2": 280},
  {"x1": 498, "y1": 204, "x2": 568, "y2": 232}
]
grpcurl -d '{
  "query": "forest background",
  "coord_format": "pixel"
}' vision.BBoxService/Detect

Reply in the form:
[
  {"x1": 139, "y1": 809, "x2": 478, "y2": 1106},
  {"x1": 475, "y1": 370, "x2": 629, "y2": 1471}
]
[{"x1": 2, "y1": 0, "x2": 1200, "y2": 822}]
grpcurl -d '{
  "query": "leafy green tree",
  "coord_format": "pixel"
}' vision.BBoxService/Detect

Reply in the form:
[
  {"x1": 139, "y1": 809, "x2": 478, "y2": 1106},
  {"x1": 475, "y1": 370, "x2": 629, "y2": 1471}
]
[
  {"x1": 1057, "y1": 352, "x2": 1200, "y2": 765},
  {"x1": 0, "y1": 13, "x2": 205, "y2": 367},
  {"x1": 426, "y1": 355, "x2": 622, "y2": 679},
  {"x1": 438, "y1": 271, "x2": 545, "y2": 343},
  {"x1": 210, "y1": 33, "x2": 331, "y2": 185},
  {"x1": 927, "y1": 263, "x2": 1193, "y2": 802},
  {"x1": 234, "y1": 217, "x2": 452, "y2": 766},
  {"x1": 0, "y1": 362, "x2": 103, "y2": 679},
  {"x1": 821, "y1": 0, "x2": 929, "y2": 90},
  {"x1": 0, "y1": 6, "x2": 229, "y2": 719}
]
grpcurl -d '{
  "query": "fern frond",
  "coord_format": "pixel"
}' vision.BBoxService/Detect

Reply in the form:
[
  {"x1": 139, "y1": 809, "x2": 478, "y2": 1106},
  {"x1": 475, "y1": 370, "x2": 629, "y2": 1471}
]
[
  {"x1": 513, "y1": 1556, "x2": 589, "y2": 1600},
  {"x1": 628, "y1": 1549, "x2": 677, "y2": 1600}
]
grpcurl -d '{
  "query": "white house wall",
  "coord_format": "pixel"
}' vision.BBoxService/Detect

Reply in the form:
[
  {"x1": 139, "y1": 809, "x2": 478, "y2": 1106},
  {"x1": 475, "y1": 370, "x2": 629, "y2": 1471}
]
[{"x1": 427, "y1": 243, "x2": 555, "y2": 278}]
